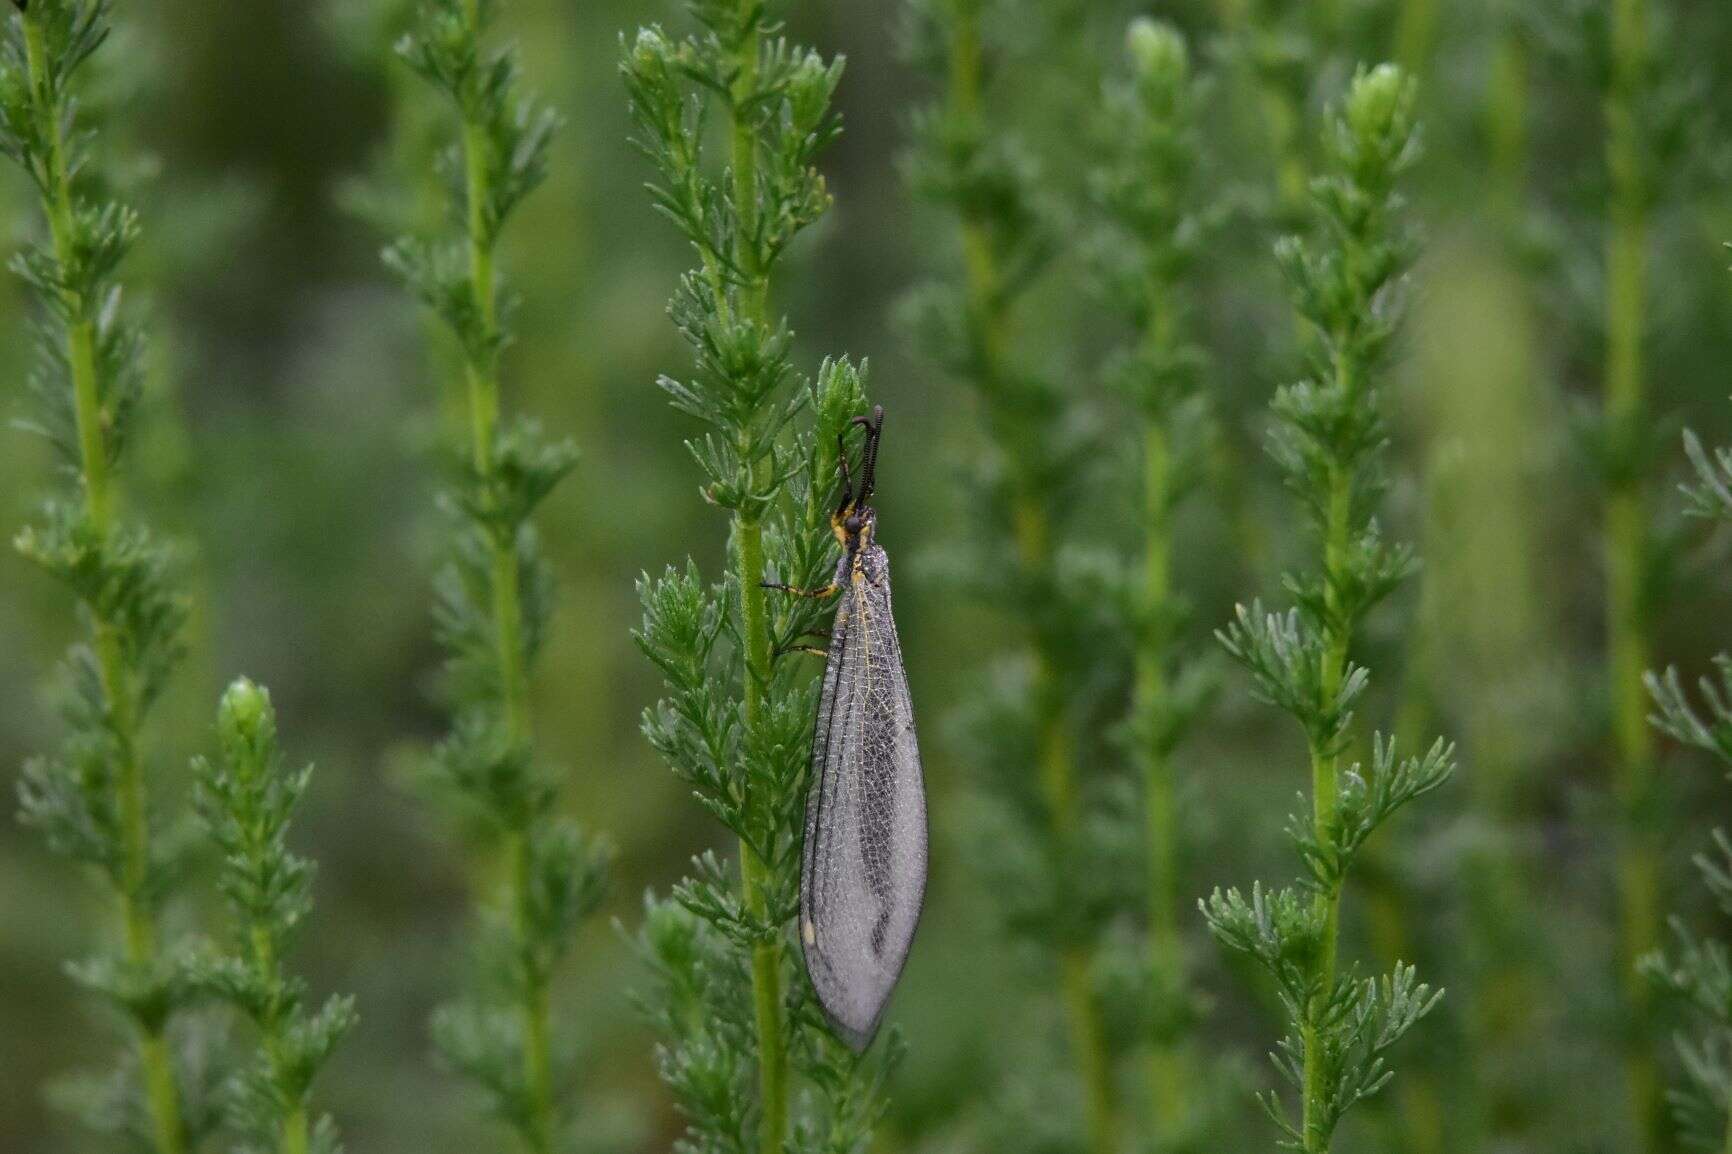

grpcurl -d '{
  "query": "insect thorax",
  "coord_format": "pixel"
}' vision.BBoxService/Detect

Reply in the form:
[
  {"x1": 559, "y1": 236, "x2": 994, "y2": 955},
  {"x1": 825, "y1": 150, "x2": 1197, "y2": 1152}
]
[{"x1": 850, "y1": 542, "x2": 889, "y2": 587}]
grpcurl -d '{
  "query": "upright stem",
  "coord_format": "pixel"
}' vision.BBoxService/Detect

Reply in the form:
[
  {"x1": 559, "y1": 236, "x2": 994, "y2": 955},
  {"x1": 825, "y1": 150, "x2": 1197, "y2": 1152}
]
[
  {"x1": 1302, "y1": 463, "x2": 1352, "y2": 1154},
  {"x1": 1605, "y1": 0, "x2": 1662, "y2": 1148},
  {"x1": 730, "y1": 0, "x2": 765, "y2": 318},
  {"x1": 137, "y1": 1033, "x2": 187, "y2": 1154},
  {"x1": 282, "y1": 1107, "x2": 311, "y2": 1154},
  {"x1": 726, "y1": 6, "x2": 789, "y2": 1151},
  {"x1": 1137, "y1": 256, "x2": 1187, "y2": 1124},
  {"x1": 737, "y1": 518, "x2": 788, "y2": 1154},
  {"x1": 1141, "y1": 419, "x2": 1188, "y2": 1128},
  {"x1": 949, "y1": 4, "x2": 995, "y2": 371},
  {"x1": 22, "y1": 14, "x2": 185, "y2": 1154},
  {"x1": 1034, "y1": 582, "x2": 1116, "y2": 1154},
  {"x1": 248, "y1": 929, "x2": 312, "y2": 1154},
  {"x1": 1396, "y1": 0, "x2": 1438, "y2": 73},
  {"x1": 510, "y1": 828, "x2": 554, "y2": 1154},
  {"x1": 1060, "y1": 944, "x2": 1116, "y2": 1154},
  {"x1": 1487, "y1": 18, "x2": 1528, "y2": 222},
  {"x1": 948, "y1": 8, "x2": 1115, "y2": 1151},
  {"x1": 456, "y1": 3, "x2": 548, "y2": 1146}
]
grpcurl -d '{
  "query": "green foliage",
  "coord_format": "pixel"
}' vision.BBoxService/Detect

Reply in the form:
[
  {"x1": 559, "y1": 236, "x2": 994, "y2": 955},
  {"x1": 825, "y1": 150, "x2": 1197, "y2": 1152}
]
[
  {"x1": 190, "y1": 678, "x2": 355, "y2": 1154},
  {"x1": 1681, "y1": 427, "x2": 1732, "y2": 524},
  {"x1": 1643, "y1": 708, "x2": 1732, "y2": 1153},
  {"x1": 385, "y1": 3, "x2": 612, "y2": 1151},
  {"x1": 1085, "y1": 18, "x2": 1226, "y2": 1148},
  {"x1": 1208, "y1": 0, "x2": 1340, "y2": 223},
  {"x1": 1650, "y1": 657, "x2": 1732, "y2": 769},
  {"x1": 1548, "y1": 2, "x2": 1717, "y2": 1145},
  {"x1": 900, "y1": 1, "x2": 1124, "y2": 1150},
  {"x1": 1203, "y1": 63, "x2": 1450, "y2": 1154},
  {"x1": 12, "y1": 1, "x2": 1732, "y2": 1151},
  {"x1": 622, "y1": 10, "x2": 844, "y2": 513},
  {"x1": 1646, "y1": 408, "x2": 1732, "y2": 1152},
  {"x1": 900, "y1": 0, "x2": 1062, "y2": 432},
  {"x1": 623, "y1": 4, "x2": 897, "y2": 1152},
  {"x1": 1092, "y1": 19, "x2": 1210, "y2": 431},
  {"x1": 2, "y1": 3, "x2": 196, "y2": 1150}
]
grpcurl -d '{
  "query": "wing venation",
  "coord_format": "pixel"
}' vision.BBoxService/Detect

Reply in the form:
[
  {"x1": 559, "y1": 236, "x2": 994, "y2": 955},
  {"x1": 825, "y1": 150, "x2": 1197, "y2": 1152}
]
[{"x1": 800, "y1": 546, "x2": 927, "y2": 1051}]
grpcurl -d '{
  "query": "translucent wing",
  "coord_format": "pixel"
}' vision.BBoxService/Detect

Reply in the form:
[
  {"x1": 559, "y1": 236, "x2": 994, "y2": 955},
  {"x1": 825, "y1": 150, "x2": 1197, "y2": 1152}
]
[{"x1": 801, "y1": 545, "x2": 927, "y2": 1050}]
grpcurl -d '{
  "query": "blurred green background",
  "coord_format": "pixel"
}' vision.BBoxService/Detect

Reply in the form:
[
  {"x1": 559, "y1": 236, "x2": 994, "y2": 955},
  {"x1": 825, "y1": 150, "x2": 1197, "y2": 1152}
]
[{"x1": 4, "y1": 1, "x2": 1732, "y2": 1152}]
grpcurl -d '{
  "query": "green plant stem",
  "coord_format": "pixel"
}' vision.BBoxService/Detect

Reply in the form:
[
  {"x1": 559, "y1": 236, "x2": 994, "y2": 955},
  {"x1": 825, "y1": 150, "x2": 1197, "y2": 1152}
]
[
  {"x1": 725, "y1": 5, "x2": 789, "y2": 1150},
  {"x1": 510, "y1": 828, "x2": 555, "y2": 1154},
  {"x1": 457, "y1": 3, "x2": 530, "y2": 748},
  {"x1": 1141, "y1": 420, "x2": 1187, "y2": 1128},
  {"x1": 1302, "y1": 463, "x2": 1352, "y2": 1154},
  {"x1": 948, "y1": 4, "x2": 994, "y2": 370},
  {"x1": 737, "y1": 512, "x2": 788, "y2": 1154},
  {"x1": 283, "y1": 1107, "x2": 310, "y2": 1154},
  {"x1": 730, "y1": 0, "x2": 765, "y2": 318},
  {"x1": 1137, "y1": 269, "x2": 1187, "y2": 1127},
  {"x1": 945, "y1": 10, "x2": 1115, "y2": 1152},
  {"x1": 21, "y1": 14, "x2": 185, "y2": 1154},
  {"x1": 1060, "y1": 946, "x2": 1115, "y2": 1154},
  {"x1": 1487, "y1": 22, "x2": 1528, "y2": 220},
  {"x1": 455, "y1": 3, "x2": 549, "y2": 1146},
  {"x1": 1039, "y1": 705, "x2": 1115, "y2": 1154},
  {"x1": 734, "y1": 523, "x2": 786, "y2": 1154},
  {"x1": 247, "y1": 927, "x2": 312, "y2": 1154},
  {"x1": 1396, "y1": 0, "x2": 1438, "y2": 72},
  {"x1": 138, "y1": 1033, "x2": 186, "y2": 1154},
  {"x1": 1211, "y1": 0, "x2": 1304, "y2": 217},
  {"x1": 1605, "y1": 0, "x2": 1662, "y2": 1147}
]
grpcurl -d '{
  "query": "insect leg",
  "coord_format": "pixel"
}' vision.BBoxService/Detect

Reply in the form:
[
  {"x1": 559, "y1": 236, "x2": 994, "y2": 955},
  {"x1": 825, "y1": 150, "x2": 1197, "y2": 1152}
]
[
  {"x1": 761, "y1": 580, "x2": 839, "y2": 600},
  {"x1": 771, "y1": 619, "x2": 831, "y2": 662}
]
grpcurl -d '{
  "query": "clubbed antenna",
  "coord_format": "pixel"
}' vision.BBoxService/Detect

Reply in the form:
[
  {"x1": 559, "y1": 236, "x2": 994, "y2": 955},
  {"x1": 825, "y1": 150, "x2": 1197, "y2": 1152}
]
[{"x1": 856, "y1": 405, "x2": 885, "y2": 502}]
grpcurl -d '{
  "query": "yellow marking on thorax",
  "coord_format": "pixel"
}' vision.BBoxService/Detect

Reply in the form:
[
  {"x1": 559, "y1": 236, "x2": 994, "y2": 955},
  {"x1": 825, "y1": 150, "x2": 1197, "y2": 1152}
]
[{"x1": 803, "y1": 919, "x2": 816, "y2": 946}]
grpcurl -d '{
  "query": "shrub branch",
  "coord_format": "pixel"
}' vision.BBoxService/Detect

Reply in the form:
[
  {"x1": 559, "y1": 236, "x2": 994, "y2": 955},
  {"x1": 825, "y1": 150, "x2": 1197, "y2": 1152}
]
[
  {"x1": 5, "y1": 3, "x2": 192, "y2": 1150},
  {"x1": 625, "y1": 3, "x2": 899, "y2": 1152},
  {"x1": 386, "y1": 3, "x2": 611, "y2": 1150},
  {"x1": 1205, "y1": 64, "x2": 1450, "y2": 1154}
]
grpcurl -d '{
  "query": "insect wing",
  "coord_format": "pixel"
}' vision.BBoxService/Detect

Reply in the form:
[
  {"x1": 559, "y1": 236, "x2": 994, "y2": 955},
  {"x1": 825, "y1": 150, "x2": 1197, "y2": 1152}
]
[{"x1": 800, "y1": 547, "x2": 927, "y2": 1050}]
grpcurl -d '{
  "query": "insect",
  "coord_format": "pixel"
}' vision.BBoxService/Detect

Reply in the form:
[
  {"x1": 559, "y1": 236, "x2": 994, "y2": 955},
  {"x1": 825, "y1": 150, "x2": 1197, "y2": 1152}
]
[{"x1": 765, "y1": 406, "x2": 927, "y2": 1051}]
